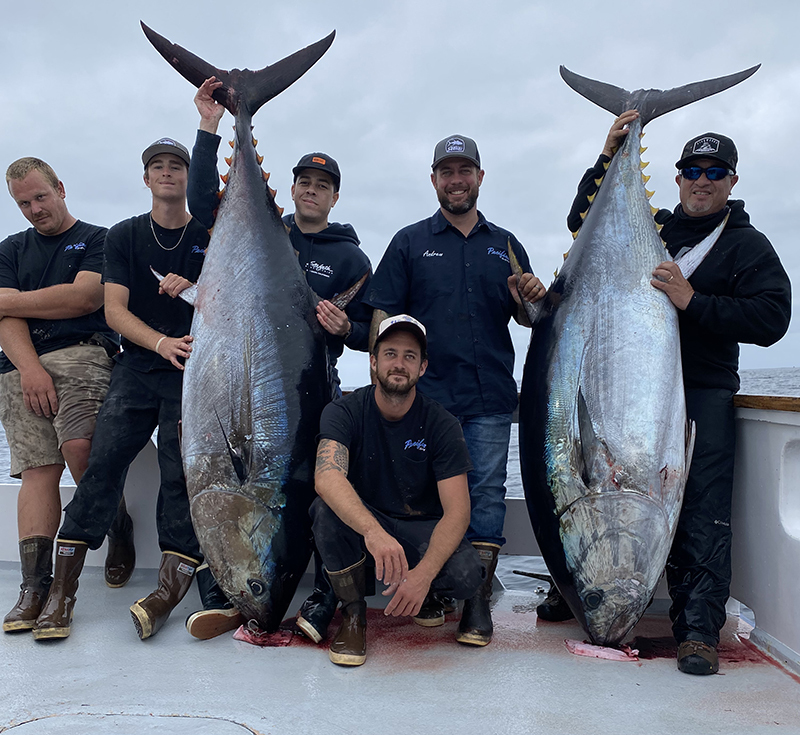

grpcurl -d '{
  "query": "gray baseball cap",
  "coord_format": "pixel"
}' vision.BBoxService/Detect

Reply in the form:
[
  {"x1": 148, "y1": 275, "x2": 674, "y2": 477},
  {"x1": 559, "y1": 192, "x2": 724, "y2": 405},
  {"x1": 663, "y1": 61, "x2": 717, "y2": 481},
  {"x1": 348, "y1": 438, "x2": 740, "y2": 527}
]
[
  {"x1": 432, "y1": 135, "x2": 481, "y2": 169},
  {"x1": 141, "y1": 138, "x2": 191, "y2": 169}
]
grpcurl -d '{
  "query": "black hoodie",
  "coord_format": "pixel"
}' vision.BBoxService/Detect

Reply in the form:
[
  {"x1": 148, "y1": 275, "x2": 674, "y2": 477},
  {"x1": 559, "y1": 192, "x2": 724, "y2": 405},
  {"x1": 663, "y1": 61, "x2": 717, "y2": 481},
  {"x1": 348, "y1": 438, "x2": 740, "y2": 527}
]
[{"x1": 568, "y1": 155, "x2": 791, "y2": 391}]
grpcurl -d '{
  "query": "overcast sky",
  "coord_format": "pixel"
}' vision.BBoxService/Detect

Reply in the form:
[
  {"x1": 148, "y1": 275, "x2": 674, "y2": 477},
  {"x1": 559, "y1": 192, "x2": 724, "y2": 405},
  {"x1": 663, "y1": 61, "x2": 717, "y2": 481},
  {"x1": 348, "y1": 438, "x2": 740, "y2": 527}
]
[{"x1": 2, "y1": 0, "x2": 798, "y2": 388}]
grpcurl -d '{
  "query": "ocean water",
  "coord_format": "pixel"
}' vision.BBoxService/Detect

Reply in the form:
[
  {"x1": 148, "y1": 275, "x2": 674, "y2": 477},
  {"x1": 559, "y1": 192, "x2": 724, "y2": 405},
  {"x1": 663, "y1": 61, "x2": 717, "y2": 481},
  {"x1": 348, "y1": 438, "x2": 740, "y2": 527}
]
[{"x1": 1, "y1": 367, "x2": 797, "y2": 493}]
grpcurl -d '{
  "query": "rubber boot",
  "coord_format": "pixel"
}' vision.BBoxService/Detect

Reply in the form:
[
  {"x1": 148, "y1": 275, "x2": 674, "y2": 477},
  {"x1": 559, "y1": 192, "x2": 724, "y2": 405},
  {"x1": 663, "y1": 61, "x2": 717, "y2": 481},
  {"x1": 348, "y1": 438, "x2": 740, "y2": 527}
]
[
  {"x1": 32, "y1": 539, "x2": 89, "y2": 640},
  {"x1": 328, "y1": 557, "x2": 367, "y2": 666},
  {"x1": 456, "y1": 542, "x2": 500, "y2": 647},
  {"x1": 105, "y1": 495, "x2": 135, "y2": 588},
  {"x1": 677, "y1": 640, "x2": 719, "y2": 675},
  {"x1": 296, "y1": 548, "x2": 338, "y2": 643},
  {"x1": 3, "y1": 536, "x2": 53, "y2": 633},
  {"x1": 185, "y1": 564, "x2": 243, "y2": 640},
  {"x1": 536, "y1": 583, "x2": 575, "y2": 622},
  {"x1": 130, "y1": 551, "x2": 199, "y2": 640},
  {"x1": 413, "y1": 592, "x2": 446, "y2": 627}
]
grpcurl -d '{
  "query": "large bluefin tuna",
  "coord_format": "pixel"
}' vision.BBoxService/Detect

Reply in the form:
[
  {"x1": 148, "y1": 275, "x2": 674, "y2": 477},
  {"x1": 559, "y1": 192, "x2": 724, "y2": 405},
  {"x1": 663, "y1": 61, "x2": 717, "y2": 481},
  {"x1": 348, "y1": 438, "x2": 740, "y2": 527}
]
[
  {"x1": 142, "y1": 23, "x2": 347, "y2": 631},
  {"x1": 517, "y1": 65, "x2": 759, "y2": 646}
]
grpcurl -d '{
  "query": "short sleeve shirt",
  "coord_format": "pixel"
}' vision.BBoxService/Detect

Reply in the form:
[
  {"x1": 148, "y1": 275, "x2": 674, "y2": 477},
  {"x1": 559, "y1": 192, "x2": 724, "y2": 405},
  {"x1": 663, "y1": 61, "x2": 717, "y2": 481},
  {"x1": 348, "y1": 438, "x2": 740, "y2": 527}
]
[
  {"x1": 103, "y1": 213, "x2": 207, "y2": 372},
  {"x1": 366, "y1": 210, "x2": 530, "y2": 417},
  {"x1": 0, "y1": 220, "x2": 114, "y2": 373},
  {"x1": 318, "y1": 385, "x2": 472, "y2": 520}
]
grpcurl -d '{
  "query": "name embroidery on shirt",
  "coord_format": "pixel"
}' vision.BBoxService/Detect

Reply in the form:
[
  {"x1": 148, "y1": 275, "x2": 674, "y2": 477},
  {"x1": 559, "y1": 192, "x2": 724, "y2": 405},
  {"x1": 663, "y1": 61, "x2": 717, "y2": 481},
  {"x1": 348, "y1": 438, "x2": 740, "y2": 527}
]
[
  {"x1": 405, "y1": 439, "x2": 427, "y2": 452},
  {"x1": 64, "y1": 242, "x2": 86, "y2": 252},
  {"x1": 423, "y1": 250, "x2": 443, "y2": 258},
  {"x1": 307, "y1": 260, "x2": 333, "y2": 278},
  {"x1": 191, "y1": 245, "x2": 206, "y2": 255},
  {"x1": 487, "y1": 246, "x2": 509, "y2": 263}
]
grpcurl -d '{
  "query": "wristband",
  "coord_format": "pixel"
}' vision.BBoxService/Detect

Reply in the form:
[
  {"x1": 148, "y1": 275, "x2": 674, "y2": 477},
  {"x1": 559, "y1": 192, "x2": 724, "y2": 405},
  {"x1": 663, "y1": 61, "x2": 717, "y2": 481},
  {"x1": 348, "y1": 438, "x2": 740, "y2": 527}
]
[{"x1": 155, "y1": 336, "x2": 167, "y2": 353}]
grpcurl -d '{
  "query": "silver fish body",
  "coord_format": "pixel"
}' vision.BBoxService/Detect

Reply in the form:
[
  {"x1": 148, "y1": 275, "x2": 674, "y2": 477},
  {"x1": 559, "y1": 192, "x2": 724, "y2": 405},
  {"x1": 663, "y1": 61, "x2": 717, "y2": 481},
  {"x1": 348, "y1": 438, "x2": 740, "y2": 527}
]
[{"x1": 519, "y1": 66, "x2": 759, "y2": 645}]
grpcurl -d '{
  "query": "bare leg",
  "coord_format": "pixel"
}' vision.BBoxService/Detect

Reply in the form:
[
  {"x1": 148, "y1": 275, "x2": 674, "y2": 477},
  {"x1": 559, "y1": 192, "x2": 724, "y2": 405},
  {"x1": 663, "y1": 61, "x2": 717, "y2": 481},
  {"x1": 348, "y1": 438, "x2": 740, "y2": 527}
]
[
  {"x1": 17, "y1": 464, "x2": 64, "y2": 539},
  {"x1": 60, "y1": 438, "x2": 92, "y2": 484}
]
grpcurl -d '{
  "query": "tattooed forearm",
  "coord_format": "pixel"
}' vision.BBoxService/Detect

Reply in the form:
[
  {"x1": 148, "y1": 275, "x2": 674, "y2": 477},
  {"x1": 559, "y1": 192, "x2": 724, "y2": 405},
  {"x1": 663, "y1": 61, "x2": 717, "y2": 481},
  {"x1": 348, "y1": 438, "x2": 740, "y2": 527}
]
[{"x1": 315, "y1": 438, "x2": 349, "y2": 476}]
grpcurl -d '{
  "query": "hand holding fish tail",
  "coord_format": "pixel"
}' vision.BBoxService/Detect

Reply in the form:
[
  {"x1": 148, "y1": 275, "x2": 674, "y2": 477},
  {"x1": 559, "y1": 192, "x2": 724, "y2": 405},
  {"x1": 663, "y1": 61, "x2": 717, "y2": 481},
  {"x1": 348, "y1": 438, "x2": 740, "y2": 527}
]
[
  {"x1": 195, "y1": 76, "x2": 225, "y2": 135},
  {"x1": 316, "y1": 299, "x2": 351, "y2": 337},
  {"x1": 651, "y1": 261, "x2": 695, "y2": 310},
  {"x1": 382, "y1": 566, "x2": 431, "y2": 618},
  {"x1": 602, "y1": 109, "x2": 640, "y2": 158},
  {"x1": 158, "y1": 272, "x2": 194, "y2": 299},
  {"x1": 154, "y1": 334, "x2": 194, "y2": 370}
]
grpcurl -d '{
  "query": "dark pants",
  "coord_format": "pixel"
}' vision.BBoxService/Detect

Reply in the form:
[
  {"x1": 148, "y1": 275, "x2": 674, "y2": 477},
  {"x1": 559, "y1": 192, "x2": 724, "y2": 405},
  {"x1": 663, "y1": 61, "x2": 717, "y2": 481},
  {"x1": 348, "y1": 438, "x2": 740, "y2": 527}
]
[
  {"x1": 667, "y1": 388, "x2": 736, "y2": 647},
  {"x1": 310, "y1": 497, "x2": 484, "y2": 600},
  {"x1": 60, "y1": 363, "x2": 201, "y2": 560}
]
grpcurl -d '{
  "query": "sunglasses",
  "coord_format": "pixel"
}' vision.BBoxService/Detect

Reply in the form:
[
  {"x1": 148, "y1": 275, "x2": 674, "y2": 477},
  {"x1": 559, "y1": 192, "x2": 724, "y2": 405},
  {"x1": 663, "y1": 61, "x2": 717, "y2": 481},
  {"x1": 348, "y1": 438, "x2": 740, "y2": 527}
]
[{"x1": 680, "y1": 166, "x2": 734, "y2": 181}]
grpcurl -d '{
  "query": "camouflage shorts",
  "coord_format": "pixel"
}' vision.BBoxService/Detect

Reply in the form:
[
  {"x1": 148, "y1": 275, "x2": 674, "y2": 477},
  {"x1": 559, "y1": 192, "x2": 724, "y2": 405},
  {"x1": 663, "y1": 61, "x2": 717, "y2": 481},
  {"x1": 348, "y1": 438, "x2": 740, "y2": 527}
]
[{"x1": 0, "y1": 344, "x2": 113, "y2": 478}]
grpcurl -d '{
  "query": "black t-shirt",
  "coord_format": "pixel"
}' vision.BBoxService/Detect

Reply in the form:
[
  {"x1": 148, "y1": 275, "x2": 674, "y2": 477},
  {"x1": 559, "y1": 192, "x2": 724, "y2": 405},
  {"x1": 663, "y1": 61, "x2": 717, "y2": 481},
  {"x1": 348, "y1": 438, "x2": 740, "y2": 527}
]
[
  {"x1": 0, "y1": 220, "x2": 116, "y2": 374},
  {"x1": 318, "y1": 385, "x2": 472, "y2": 520},
  {"x1": 102, "y1": 213, "x2": 207, "y2": 372}
]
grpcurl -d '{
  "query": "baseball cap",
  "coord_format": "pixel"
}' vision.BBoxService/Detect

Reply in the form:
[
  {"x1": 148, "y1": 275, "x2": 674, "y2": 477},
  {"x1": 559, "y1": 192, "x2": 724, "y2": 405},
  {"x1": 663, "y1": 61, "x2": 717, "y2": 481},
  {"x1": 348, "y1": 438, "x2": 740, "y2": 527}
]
[
  {"x1": 374, "y1": 314, "x2": 427, "y2": 353},
  {"x1": 142, "y1": 138, "x2": 191, "y2": 169},
  {"x1": 675, "y1": 133, "x2": 738, "y2": 173},
  {"x1": 432, "y1": 135, "x2": 481, "y2": 170},
  {"x1": 292, "y1": 153, "x2": 341, "y2": 190}
]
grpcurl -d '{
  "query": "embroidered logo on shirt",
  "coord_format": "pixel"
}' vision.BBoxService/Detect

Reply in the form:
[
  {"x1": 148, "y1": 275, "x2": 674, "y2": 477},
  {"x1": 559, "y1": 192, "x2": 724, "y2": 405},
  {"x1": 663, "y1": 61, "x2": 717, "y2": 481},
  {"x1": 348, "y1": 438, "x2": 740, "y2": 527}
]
[
  {"x1": 405, "y1": 439, "x2": 427, "y2": 452},
  {"x1": 487, "y1": 246, "x2": 510, "y2": 263},
  {"x1": 692, "y1": 137, "x2": 721, "y2": 155},
  {"x1": 191, "y1": 245, "x2": 206, "y2": 255},
  {"x1": 423, "y1": 250, "x2": 443, "y2": 258},
  {"x1": 307, "y1": 260, "x2": 333, "y2": 278},
  {"x1": 64, "y1": 242, "x2": 86, "y2": 252}
]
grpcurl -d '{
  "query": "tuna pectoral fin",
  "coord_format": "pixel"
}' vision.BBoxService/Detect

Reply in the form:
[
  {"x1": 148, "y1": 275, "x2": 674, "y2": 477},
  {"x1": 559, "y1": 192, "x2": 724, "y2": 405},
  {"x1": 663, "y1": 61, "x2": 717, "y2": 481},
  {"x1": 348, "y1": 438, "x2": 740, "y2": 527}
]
[
  {"x1": 141, "y1": 22, "x2": 335, "y2": 117},
  {"x1": 576, "y1": 388, "x2": 613, "y2": 489},
  {"x1": 149, "y1": 266, "x2": 197, "y2": 306},
  {"x1": 214, "y1": 409, "x2": 251, "y2": 486},
  {"x1": 683, "y1": 419, "x2": 697, "y2": 482},
  {"x1": 329, "y1": 272, "x2": 369, "y2": 311},
  {"x1": 675, "y1": 212, "x2": 729, "y2": 279},
  {"x1": 560, "y1": 65, "x2": 760, "y2": 126},
  {"x1": 507, "y1": 239, "x2": 543, "y2": 326}
]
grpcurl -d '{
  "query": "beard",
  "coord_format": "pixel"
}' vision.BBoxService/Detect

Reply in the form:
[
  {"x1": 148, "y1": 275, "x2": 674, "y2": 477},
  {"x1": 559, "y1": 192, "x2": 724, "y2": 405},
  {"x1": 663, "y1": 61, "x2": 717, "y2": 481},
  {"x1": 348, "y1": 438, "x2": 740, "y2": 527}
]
[
  {"x1": 437, "y1": 185, "x2": 478, "y2": 216},
  {"x1": 377, "y1": 369, "x2": 419, "y2": 398}
]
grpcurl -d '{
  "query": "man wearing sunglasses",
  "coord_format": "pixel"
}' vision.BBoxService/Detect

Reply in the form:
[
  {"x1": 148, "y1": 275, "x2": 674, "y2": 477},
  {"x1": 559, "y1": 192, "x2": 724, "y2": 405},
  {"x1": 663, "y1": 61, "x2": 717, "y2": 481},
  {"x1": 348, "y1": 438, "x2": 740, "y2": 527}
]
[{"x1": 552, "y1": 113, "x2": 791, "y2": 676}]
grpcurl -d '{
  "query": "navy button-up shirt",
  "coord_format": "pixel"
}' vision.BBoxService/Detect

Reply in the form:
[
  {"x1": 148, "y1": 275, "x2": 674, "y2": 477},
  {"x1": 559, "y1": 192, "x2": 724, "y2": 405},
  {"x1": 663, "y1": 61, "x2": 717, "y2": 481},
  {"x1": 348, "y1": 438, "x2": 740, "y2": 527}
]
[{"x1": 367, "y1": 210, "x2": 531, "y2": 417}]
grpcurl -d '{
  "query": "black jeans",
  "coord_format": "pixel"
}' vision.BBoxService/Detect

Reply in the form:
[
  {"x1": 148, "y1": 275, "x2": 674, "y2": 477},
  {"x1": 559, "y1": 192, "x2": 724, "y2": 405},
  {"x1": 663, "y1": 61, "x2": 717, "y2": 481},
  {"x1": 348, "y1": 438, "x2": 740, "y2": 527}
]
[
  {"x1": 310, "y1": 497, "x2": 484, "y2": 600},
  {"x1": 60, "y1": 363, "x2": 201, "y2": 560},
  {"x1": 667, "y1": 388, "x2": 736, "y2": 647}
]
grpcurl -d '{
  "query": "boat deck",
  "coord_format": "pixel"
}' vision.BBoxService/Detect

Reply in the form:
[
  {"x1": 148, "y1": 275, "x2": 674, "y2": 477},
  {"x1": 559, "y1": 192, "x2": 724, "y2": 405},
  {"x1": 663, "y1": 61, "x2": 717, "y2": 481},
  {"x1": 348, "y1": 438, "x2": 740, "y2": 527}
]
[{"x1": 2, "y1": 557, "x2": 798, "y2": 735}]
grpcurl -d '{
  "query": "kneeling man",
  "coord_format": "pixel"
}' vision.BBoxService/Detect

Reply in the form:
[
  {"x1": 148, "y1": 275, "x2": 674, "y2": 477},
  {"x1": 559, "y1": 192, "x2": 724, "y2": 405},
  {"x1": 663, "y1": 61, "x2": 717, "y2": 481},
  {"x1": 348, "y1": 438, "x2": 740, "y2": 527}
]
[{"x1": 311, "y1": 315, "x2": 484, "y2": 666}]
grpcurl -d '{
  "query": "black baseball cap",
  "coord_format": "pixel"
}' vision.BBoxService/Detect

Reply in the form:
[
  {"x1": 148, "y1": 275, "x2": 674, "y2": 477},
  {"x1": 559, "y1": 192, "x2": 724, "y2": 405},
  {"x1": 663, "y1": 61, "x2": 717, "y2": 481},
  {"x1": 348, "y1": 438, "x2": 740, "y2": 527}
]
[
  {"x1": 675, "y1": 133, "x2": 738, "y2": 173},
  {"x1": 432, "y1": 135, "x2": 481, "y2": 170},
  {"x1": 141, "y1": 138, "x2": 191, "y2": 169},
  {"x1": 292, "y1": 153, "x2": 341, "y2": 190}
]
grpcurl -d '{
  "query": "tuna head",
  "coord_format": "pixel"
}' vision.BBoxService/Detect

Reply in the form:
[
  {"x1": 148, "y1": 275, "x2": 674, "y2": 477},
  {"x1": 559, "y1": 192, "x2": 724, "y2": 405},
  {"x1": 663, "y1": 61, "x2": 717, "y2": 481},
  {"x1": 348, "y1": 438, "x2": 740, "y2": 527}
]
[
  {"x1": 560, "y1": 491, "x2": 672, "y2": 646},
  {"x1": 191, "y1": 488, "x2": 309, "y2": 630}
]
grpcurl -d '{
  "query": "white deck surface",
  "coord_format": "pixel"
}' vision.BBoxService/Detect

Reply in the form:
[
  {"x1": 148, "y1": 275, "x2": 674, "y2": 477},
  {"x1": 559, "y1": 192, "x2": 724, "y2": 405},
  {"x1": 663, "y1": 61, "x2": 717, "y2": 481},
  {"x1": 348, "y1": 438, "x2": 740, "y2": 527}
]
[{"x1": 2, "y1": 558, "x2": 799, "y2": 735}]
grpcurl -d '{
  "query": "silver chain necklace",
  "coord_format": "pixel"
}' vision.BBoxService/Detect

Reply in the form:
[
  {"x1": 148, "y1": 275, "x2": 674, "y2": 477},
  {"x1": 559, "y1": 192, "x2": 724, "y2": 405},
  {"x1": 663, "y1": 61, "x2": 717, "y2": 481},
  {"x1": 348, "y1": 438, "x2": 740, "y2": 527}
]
[{"x1": 149, "y1": 214, "x2": 189, "y2": 251}]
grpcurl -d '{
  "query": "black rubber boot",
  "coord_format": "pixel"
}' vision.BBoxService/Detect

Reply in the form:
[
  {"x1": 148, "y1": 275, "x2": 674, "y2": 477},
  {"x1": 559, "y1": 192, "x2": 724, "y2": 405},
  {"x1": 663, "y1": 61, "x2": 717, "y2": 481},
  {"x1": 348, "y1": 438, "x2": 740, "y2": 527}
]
[
  {"x1": 33, "y1": 540, "x2": 88, "y2": 640},
  {"x1": 296, "y1": 548, "x2": 338, "y2": 643},
  {"x1": 328, "y1": 557, "x2": 367, "y2": 666},
  {"x1": 3, "y1": 536, "x2": 53, "y2": 633},
  {"x1": 105, "y1": 495, "x2": 135, "y2": 588},
  {"x1": 413, "y1": 592, "x2": 445, "y2": 627},
  {"x1": 130, "y1": 551, "x2": 199, "y2": 640},
  {"x1": 456, "y1": 542, "x2": 500, "y2": 647},
  {"x1": 677, "y1": 640, "x2": 719, "y2": 675},
  {"x1": 185, "y1": 564, "x2": 243, "y2": 640},
  {"x1": 536, "y1": 584, "x2": 575, "y2": 622}
]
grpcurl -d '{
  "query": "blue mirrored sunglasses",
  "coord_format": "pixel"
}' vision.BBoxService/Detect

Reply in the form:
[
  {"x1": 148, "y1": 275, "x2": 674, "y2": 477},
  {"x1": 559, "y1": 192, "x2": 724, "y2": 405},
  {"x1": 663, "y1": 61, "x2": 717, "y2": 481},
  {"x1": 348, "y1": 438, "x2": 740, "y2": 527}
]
[{"x1": 680, "y1": 165, "x2": 733, "y2": 181}]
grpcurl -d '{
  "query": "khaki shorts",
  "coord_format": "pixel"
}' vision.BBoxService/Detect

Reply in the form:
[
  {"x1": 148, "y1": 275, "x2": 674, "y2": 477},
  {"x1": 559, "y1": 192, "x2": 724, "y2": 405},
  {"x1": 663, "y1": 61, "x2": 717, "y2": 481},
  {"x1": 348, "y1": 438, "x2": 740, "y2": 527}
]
[{"x1": 0, "y1": 344, "x2": 113, "y2": 478}]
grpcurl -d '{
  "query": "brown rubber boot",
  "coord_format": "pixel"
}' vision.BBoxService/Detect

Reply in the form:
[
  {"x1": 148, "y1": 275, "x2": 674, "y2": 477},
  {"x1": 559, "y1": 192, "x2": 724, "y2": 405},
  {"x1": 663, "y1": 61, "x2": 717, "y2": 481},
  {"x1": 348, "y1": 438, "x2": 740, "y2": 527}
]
[
  {"x1": 105, "y1": 496, "x2": 135, "y2": 588},
  {"x1": 456, "y1": 542, "x2": 500, "y2": 647},
  {"x1": 677, "y1": 640, "x2": 720, "y2": 675},
  {"x1": 328, "y1": 557, "x2": 367, "y2": 666},
  {"x1": 130, "y1": 551, "x2": 199, "y2": 640},
  {"x1": 32, "y1": 539, "x2": 89, "y2": 640},
  {"x1": 3, "y1": 536, "x2": 53, "y2": 633}
]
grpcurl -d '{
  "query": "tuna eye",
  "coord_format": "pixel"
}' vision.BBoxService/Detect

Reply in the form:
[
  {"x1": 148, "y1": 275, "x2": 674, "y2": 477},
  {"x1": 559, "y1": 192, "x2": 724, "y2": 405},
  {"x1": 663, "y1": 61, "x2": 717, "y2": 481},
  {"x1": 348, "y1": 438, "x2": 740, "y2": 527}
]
[
  {"x1": 584, "y1": 590, "x2": 604, "y2": 610},
  {"x1": 247, "y1": 579, "x2": 266, "y2": 597}
]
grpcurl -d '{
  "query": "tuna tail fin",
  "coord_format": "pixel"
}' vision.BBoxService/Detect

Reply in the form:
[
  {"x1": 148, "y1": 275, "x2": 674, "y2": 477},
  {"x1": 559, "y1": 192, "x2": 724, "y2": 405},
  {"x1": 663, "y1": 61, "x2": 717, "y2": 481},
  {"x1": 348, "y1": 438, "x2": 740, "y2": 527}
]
[
  {"x1": 141, "y1": 22, "x2": 335, "y2": 117},
  {"x1": 559, "y1": 65, "x2": 760, "y2": 126}
]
